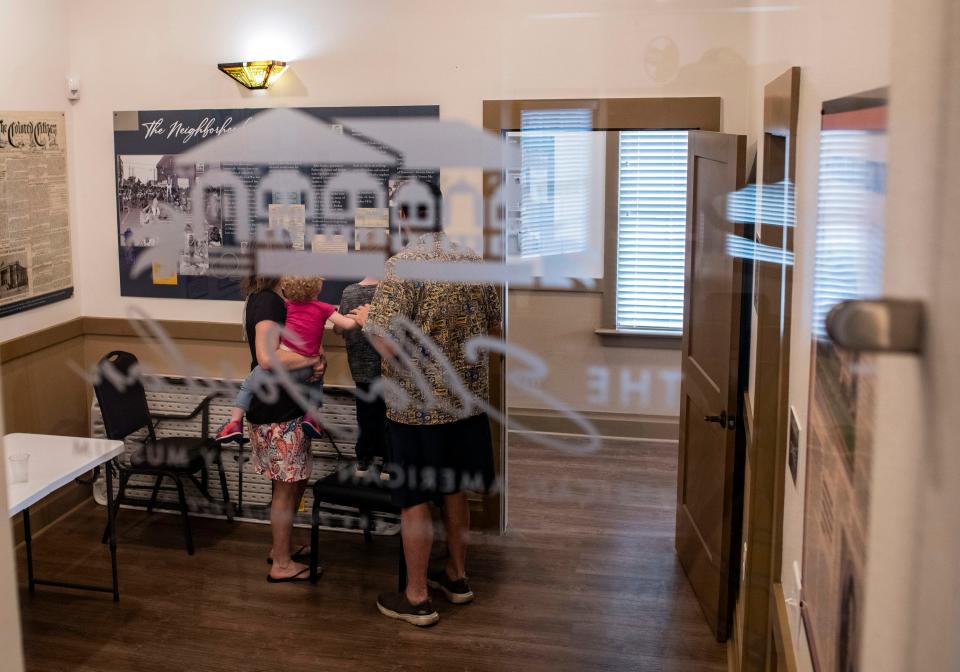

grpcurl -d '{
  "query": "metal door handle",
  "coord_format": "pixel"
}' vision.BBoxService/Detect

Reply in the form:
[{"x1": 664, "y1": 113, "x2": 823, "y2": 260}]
[
  {"x1": 704, "y1": 410, "x2": 735, "y2": 430},
  {"x1": 825, "y1": 299, "x2": 924, "y2": 353}
]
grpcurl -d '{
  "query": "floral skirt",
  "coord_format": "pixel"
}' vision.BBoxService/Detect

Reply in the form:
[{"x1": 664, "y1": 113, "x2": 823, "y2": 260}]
[{"x1": 249, "y1": 418, "x2": 312, "y2": 483}]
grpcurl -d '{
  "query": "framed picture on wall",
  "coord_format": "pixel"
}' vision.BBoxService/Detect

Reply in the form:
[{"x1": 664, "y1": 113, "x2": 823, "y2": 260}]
[{"x1": 113, "y1": 105, "x2": 440, "y2": 305}]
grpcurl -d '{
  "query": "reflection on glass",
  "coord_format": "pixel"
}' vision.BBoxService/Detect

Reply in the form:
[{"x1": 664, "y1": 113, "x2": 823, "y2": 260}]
[
  {"x1": 516, "y1": 108, "x2": 593, "y2": 259},
  {"x1": 812, "y1": 130, "x2": 886, "y2": 338}
]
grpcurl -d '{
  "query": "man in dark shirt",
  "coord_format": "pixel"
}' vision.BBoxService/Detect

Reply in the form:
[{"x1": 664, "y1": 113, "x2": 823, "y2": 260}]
[{"x1": 336, "y1": 277, "x2": 385, "y2": 474}]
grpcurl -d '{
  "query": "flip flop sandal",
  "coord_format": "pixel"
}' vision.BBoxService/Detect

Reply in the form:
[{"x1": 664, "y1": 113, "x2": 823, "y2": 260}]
[
  {"x1": 266, "y1": 544, "x2": 311, "y2": 565},
  {"x1": 266, "y1": 567, "x2": 312, "y2": 583}
]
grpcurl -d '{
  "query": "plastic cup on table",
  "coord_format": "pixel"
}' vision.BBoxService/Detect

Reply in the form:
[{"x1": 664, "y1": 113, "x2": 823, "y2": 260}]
[{"x1": 8, "y1": 453, "x2": 29, "y2": 484}]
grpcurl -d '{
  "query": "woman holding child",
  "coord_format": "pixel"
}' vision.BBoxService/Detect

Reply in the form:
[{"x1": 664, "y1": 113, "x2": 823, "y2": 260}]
[{"x1": 231, "y1": 251, "x2": 359, "y2": 583}]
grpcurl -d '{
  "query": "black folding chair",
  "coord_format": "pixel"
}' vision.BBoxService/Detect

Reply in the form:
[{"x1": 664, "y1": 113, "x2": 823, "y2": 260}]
[
  {"x1": 308, "y1": 426, "x2": 406, "y2": 589},
  {"x1": 93, "y1": 351, "x2": 232, "y2": 555}
]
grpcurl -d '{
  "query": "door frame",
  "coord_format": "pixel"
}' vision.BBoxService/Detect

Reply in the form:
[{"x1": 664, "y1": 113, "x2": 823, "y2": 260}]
[
  {"x1": 481, "y1": 97, "x2": 721, "y2": 533},
  {"x1": 736, "y1": 66, "x2": 802, "y2": 671},
  {"x1": 906, "y1": 1, "x2": 960, "y2": 665},
  {"x1": 860, "y1": 0, "x2": 960, "y2": 668}
]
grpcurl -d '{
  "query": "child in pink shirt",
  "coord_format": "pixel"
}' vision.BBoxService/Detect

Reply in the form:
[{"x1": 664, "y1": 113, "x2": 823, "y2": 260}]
[{"x1": 217, "y1": 276, "x2": 360, "y2": 442}]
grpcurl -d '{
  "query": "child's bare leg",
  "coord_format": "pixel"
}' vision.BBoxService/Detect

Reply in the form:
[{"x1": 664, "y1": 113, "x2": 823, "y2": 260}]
[{"x1": 229, "y1": 407, "x2": 244, "y2": 423}]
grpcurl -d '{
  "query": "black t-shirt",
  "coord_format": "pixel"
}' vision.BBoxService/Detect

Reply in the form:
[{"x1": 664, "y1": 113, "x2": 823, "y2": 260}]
[
  {"x1": 243, "y1": 290, "x2": 301, "y2": 424},
  {"x1": 244, "y1": 290, "x2": 286, "y2": 371}
]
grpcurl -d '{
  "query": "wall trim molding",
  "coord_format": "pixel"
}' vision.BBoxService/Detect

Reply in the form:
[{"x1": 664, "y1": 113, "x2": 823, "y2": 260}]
[
  {"x1": 82, "y1": 316, "x2": 246, "y2": 343},
  {"x1": 483, "y1": 96, "x2": 722, "y2": 132},
  {"x1": 770, "y1": 582, "x2": 800, "y2": 672},
  {"x1": 509, "y1": 407, "x2": 678, "y2": 441},
  {"x1": 1, "y1": 315, "x2": 350, "y2": 365},
  {"x1": 0, "y1": 317, "x2": 85, "y2": 363}
]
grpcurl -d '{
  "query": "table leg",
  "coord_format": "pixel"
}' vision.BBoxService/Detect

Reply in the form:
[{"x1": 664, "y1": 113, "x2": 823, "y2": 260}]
[
  {"x1": 23, "y1": 507, "x2": 34, "y2": 594},
  {"x1": 105, "y1": 462, "x2": 119, "y2": 602}
]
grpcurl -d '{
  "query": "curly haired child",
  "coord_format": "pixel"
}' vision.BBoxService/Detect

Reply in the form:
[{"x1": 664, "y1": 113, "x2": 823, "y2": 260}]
[{"x1": 216, "y1": 276, "x2": 360, "y2": 442}]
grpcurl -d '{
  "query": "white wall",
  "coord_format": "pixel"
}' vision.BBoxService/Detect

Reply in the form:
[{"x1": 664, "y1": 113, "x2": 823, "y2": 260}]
[
  {"x1": 0, "y1": 0, "x2": 81, "y2": 341},
  {"x1": 747, "y1": 0, "x2": 892, "y2": 669},
  {"x1": 60, "y1": 0, "x2": 755, "y2": 421},
  {"x1": 65, "y1": 0, "x2": 754, "y2": 324}
]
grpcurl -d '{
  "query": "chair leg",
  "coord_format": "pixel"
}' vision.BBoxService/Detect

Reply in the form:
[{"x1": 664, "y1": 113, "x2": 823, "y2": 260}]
[
  {"x1": 102, "y1": 471, "x2": 130, "y2": 544},
  {"x1": 215, "y1": 450, "x2": 233, "y2": 522},
  {"x1": 172, "y1": 475, "x2": 194, "y2": 556},
  {"x1": 361, "y1": 508, "x2": 372, "y2": 543},
  {"x1": 146, "y1": 474, "x2": 164, "y2": 513},
  {"x1": 191, "y1": 473, "x2": 215, "y2": 503},
  {"x1": 310, "y1": 502, "x2": 321, "y2": 584}
]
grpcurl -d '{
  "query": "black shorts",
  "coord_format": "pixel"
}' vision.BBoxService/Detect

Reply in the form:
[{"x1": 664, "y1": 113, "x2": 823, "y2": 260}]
[{"x1": 385, "y1": 413, "x2": 497, "y2": 509}]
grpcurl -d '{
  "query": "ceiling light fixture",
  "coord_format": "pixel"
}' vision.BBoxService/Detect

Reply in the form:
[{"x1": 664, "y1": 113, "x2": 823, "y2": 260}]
[{"x1": 217, "y1": 60, "x2": 288, "y2": 90}]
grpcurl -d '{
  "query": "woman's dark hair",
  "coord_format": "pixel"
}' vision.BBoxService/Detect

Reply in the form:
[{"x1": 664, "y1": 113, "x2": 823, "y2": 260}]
[
  {"x1": 241, "y1": 256, "x2": 280, "y2": 297},
  {"x1": 242, "y1": 274, "x2": 279, "y2": 297},
  {"x1": 241, "y1": 231, "x2": 291, "y2": 297}
]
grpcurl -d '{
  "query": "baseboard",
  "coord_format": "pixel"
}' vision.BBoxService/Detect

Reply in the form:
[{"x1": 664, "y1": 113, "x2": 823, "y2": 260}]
[
  {"x1": 771, "y1": 582, "x2": 800, "y2": 672},
  {"x1": 508, "y1": 407, "x2": 678, "y2": 441}
]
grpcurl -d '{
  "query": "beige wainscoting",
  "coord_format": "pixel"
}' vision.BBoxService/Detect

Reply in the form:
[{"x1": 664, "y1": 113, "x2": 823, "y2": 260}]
[
  {"x1": 3, "y1": 309, "x2": 676, "y2": 541},
  {"x1": 0, "y1": 316, "x2": 353, "y2": 542},
  {"x1": 1, "y1": 319, "x2": 91, "y2": 544}
]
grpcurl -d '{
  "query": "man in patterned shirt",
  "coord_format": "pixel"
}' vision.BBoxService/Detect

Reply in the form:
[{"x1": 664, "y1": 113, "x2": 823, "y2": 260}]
[{"x1": 352, "y1": 198, "x2": 502, "y2": 627}]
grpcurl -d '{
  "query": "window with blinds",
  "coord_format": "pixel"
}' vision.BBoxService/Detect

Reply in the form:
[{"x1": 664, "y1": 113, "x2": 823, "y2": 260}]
[
  {"x1": 615, "y1": 130, "x2": 690, "y2": 333},
  {"x1": 516, "y1": 108, "x2": 593, "y2": 259}
]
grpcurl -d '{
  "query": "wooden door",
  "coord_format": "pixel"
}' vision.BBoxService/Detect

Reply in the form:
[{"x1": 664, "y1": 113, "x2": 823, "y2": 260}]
[{"x1": 676, "y1": 130, "x2": 747, "y2": 641}]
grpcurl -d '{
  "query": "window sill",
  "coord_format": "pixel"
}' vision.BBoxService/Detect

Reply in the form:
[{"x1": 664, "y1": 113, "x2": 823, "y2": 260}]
[{"x1": 594, "y1": 328, "x2": 682, "y2": 349}]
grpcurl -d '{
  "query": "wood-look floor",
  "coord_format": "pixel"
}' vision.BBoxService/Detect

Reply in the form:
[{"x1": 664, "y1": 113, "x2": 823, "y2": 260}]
[{"x1": 17, "y1": 434, "x2": 727, "y2": 672}]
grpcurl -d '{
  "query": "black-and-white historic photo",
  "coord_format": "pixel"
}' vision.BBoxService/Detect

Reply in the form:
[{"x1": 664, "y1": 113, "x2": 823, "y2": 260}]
[
  {"x1": 117, "y1": 154, "x2": 224, "y2": 277},
  {"x1": 0, "y1": 250, "x2": 29, "y2": 300}
]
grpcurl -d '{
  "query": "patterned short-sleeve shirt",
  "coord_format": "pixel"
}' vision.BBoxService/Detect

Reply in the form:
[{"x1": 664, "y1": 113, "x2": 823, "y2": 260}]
[{"x1": 364, "y1": 233, "x2": 502, "y2": 426}]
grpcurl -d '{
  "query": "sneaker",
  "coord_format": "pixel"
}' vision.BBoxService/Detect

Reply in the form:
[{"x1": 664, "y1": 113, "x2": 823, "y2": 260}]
[
  {"x1": 302, "y1": 417, "x2": 324, "y2": 440},
  {"x1": 215, "y1": 419, "x2": 243, "y2": 443},
  {"x1": 376, "y1": 592, "x2": 439, "y2": 627},
  {"x1": 427, "y1": 569, "x2": 474, "y2": 604}
]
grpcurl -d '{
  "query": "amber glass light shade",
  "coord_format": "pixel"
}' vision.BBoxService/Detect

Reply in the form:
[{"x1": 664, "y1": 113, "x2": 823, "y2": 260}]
[{"x1": 217, "y1": 60, "x2": 288, "y2": 89}]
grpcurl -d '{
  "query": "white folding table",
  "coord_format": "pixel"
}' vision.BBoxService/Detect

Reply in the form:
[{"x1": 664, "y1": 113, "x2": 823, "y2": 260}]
[{"x1": 4, "y1": 433, "x2": 125, "y2": 602}]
